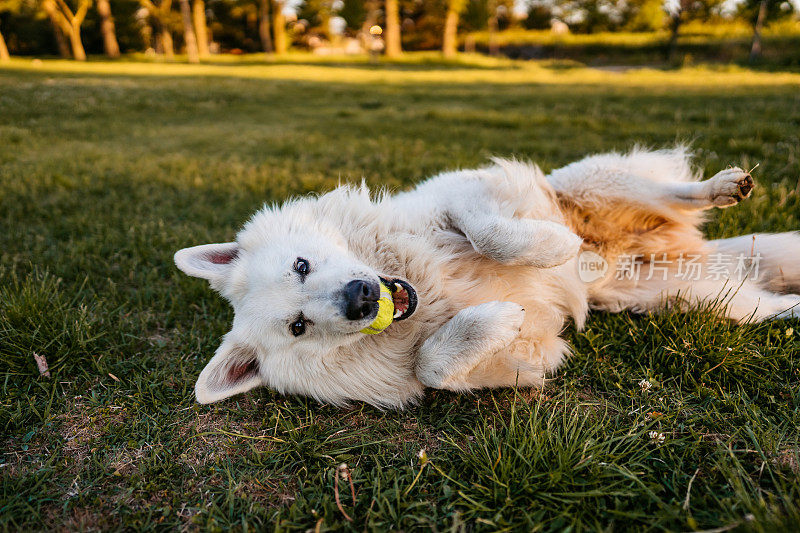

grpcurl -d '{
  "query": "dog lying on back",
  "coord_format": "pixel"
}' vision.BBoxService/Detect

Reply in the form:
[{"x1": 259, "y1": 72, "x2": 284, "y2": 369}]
[{"x1": 175, "y1": 148, "x2": 800, "y2": 408}]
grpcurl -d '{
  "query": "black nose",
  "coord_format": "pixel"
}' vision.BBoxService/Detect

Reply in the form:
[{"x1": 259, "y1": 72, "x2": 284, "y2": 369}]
[{"x1": 344, "y1": 280, "x2": 379, "y2": 320}]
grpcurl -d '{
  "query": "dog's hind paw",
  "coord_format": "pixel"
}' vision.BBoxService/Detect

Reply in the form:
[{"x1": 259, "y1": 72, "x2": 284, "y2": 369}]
[{"x1": 707, "y1": 168, "x2": 754, "y2": 208}]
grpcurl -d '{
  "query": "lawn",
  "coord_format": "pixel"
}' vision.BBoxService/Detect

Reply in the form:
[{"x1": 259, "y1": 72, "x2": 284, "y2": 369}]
[
  {"x1": 1, "y1": 55, "x2": 800, "y2": 531},
  {"x1": 465, "y1": 21, "x2": 800, "y2": 67}
]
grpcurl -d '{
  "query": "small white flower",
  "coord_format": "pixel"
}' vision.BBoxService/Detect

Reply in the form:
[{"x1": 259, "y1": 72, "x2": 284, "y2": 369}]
[
  {"x1": 417, "y1": 448, "x2": 428, "y2": 465},
  {"x1": 639, "y1": 379, "x2": 652, "y2": 391},
  {"x1": 786, "y1": 327, "x2": 794, "y2": 337},
  {"x1": 337, "y1": 463, "x2": 350, "y2": 480},
  {"x1": 648, "y1": 431, "x2": 666, "y2": 444}
]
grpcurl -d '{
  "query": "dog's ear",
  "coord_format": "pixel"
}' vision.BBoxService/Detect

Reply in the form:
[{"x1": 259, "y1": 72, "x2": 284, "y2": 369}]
[
  {"x1": 195, "y1": 337, "x2": 263, "y2": 404},
  {"x1": 174, "y1": 242, "x2": 239, "y2": 283}
]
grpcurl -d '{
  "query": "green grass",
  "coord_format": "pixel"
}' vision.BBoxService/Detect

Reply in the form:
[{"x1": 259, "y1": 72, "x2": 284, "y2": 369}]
[
  {"x1": 467, "y1": 21, "x2": 800, "y2": 68},
  {"x1": 1, "y1": 54, "x2": 800, "y2": 531}
]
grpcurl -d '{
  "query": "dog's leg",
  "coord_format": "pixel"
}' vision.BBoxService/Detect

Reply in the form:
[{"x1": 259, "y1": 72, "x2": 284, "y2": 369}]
[
  {"x1": 660, "y1": 167, "x2": 754, "y2": 210},
  {"x1": 554, "y1": 166, "x2": 754, "y2": 213},
  {"x1": 548, "y1": 149, "x2": 754, "y2": 217},
  {"x1": 774, "y1": 297, "x2": 800, "y2": 319},
  {"x1": 595, "y1": 276, "x2": 800, "y2": 322},
  {"x1": 683, "y1": 281, "x2": 800, "y2": 322},
  {"x1": 712, "y1": 233, "x2": 800, "y2": 295},
  {"x1": 415, "y1": 301, "x2": 525, "y2": 389},
  {"x1": 448, "y1": 208, "x2": 582, "y2": 268}
]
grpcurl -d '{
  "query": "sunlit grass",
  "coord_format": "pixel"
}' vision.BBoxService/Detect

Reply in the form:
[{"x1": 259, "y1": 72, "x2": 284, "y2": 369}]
[
  {"x1": 3, "y1": 53, "x2": 800, "y2": 87},
  {"x1": 1, "y1": 60, "x2": 799, "y2": 530},
  {"x1": 469, "y1": 20, "x2": 800, "y2": 47},
  {"x1": 467, "y1": 20, "x2": 800, "y2": 67}
]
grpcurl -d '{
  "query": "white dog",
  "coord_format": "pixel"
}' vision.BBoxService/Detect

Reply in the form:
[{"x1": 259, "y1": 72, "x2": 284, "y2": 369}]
[{"x1": 175, "y1": 148, "x2": 800, "y2": 408}]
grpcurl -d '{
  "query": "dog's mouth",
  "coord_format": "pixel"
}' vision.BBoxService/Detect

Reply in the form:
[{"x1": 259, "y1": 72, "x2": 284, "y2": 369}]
[{"x1": 380, "y1": 277, "x2": 418, "y2": 321}]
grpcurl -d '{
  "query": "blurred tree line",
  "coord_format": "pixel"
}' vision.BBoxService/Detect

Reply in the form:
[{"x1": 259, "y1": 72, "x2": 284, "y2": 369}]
[{"x1": 0, "y1": 0, "x2": 796, "y2": 62}]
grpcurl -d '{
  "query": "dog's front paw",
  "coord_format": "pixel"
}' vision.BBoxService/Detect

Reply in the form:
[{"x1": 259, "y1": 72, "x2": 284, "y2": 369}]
[
  {"x1": 478, "y1": 301, "x2": 526, "y2": 339},
  {"x1": 455, "y1": 302, "x2": 526, "y2": 359},
  {"x1": 707, "y1": 168, "x2": 754, "y2": 207},
  {"x1": 416, "y1": 301, "x2": 525, "y2": 389}
]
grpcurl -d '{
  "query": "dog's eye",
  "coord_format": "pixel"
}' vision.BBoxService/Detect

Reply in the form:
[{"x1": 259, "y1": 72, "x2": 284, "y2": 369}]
[
  {"x1": 290, "y1": 318, "x2": 306, "y2": 337},
  {"x1": 294, "y1": 258, "x2": 310, "y2": 276}
]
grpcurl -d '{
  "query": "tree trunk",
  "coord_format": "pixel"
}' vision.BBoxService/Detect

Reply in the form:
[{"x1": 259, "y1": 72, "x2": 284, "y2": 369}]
[
  {"x1": 0, "y1": 27, "x2": 10, "y2": 62},
  {"x1": 258, "y1": 0, "x2": 273, "y2": 53},
  {"x1": 53, "y1": 25, "x2": 71, "y2": 57},
  {"x1": 96, "y1": 0, "x2": 121, "y2": 58},
  {"x1": 69, "y1": 21, "x2": 86, "y2": 60},
  {"x1": 97, "y1": 0, "x2": 119, "y2": 58},
  {"x1": 488, "y1": 14, "x2": 498, "y2": 56},
  {"x1": 384, "y1": 0, "x2": 401, "y2": 57},
  {"x1": 43, "y1": 1, "x2": 72, "y2": 58},
  {"x1": 44, "y1": 0, "x2": 90, "y2": 60},
  {"x1": 141, "y1": 0, "x2": 175, "y2": 58},
  {"x1": 192, "y1": 0, "x2": 210, "y2": 58},
  {"x1": 750, "y1": 0, "x2": 768, "y2": 62},
  {"x1": 161, "y1": 27, "x2": 174, "y2": 58},
  {"x1": 55, "y1": 27, "x2": 71, "y2": 56},
  {"x1": 179, "y1": 0, "x2": 199, "y2": 62},
  {"x1": 442, "y1": 0, "x2": 461, "y2": 57},
  {"x1": 272, "y1": 0, "x2": 286, "y2": 55},
  {"x1": 665, "y1": 13, "x2": 681, "y2": 61}
]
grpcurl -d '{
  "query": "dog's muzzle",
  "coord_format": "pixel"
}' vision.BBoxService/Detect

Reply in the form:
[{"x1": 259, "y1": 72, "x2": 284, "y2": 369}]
[{"x1": 344, "y1": 279, "x2": 380, "y2": 321}]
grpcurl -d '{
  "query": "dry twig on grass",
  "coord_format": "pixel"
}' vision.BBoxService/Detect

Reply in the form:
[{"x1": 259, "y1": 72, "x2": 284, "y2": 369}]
[
  {"x1": 334, "y1": 463, "x2": 356, "y2": 522},
  {"x1": 33, "y1": 352, "x2": 50, "y2": 378}
]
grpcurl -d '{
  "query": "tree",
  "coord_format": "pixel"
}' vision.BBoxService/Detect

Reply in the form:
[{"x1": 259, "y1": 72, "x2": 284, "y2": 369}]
[
  {"x1": 738, "y1": 0, "x2": 794, "y2": 62},
  {"x1": 95, "y1": 0, "x2": 120, "y2": 57},
  {"x1": 178, "y1": 0, "x2": 199, "y2": 61},
  {"x1": 272, "y1": 0, "x2": 285, "y2": 54},
  {"x1": 384, "y1": 0, "x2": 401, "y2": 56},
  {"x1": 1, "y1": 0, "x2": 154, "y2": 56},
  {"x1": 0, "y1": 22, "x2": 9, "y2": 61},
  {"x1": 339, "y1": 0, "x2": 366, "y2": 33},
  {"x1": 257, "y1": 0, "x2": 272, "y2": 52},
  {"x1": 549, "y1": 0, "x2": 630, "y2": 34},
  {"x1": 139, "y1": 0, "x2": 174, "y2": 57},
  {"x1": 624, "y1": 0, "x2": 664, "y2": 31},
  {"x1": 29, "y1": 0, "x2": 72, "y2": 57},
  {"x1": 442, "y1": 0, "x2": 466, "y2": 57},
  {"x1": 664, "y1": 0, "x2": 723, "y2": 60},
  {"x1": 484, "y1": 0, "x2": 512, "y2": 55},
  {"x1": 50, "y1": 18, "x2": 72, "y2": 56},
  {"x1": 524, "y1": 0, "x2": 553, "y2": 30},
  {"x1": 297, "y1": 0, "x2": 337, "y2": 38},
  {"x1": 192, "y1": 0, "x2": 209, "y2": 57},
  {"x1": 750, "y1": 0, "x2": 767, "y2": 60},
  {"x1": 0, "y1": 0, "x2": 14, "y2": 61},
  {"x1": 42, "y1": 0, "x2": 91, "y2": 60}
]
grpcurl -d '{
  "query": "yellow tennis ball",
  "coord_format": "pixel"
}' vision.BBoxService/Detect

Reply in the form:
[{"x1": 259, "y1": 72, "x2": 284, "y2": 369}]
[{"x1": 361, "y1": 282, "x2": 394, "y2": 334}]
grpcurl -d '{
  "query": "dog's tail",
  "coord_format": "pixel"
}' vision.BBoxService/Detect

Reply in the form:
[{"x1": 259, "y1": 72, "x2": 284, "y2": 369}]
[{"x1": 710, "y1": 232, "x2": 800, "y2": 294}]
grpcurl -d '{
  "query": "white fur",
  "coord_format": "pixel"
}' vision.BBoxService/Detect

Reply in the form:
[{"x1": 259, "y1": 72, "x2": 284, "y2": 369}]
[{"x1": 175, "y1": 148, "x2": 800, "y2": 408}]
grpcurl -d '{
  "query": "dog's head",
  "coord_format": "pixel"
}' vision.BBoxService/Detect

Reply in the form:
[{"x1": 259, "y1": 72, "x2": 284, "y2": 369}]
[{"x1": 175, "y1": 205, "x2": 416, "y2": 405}]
